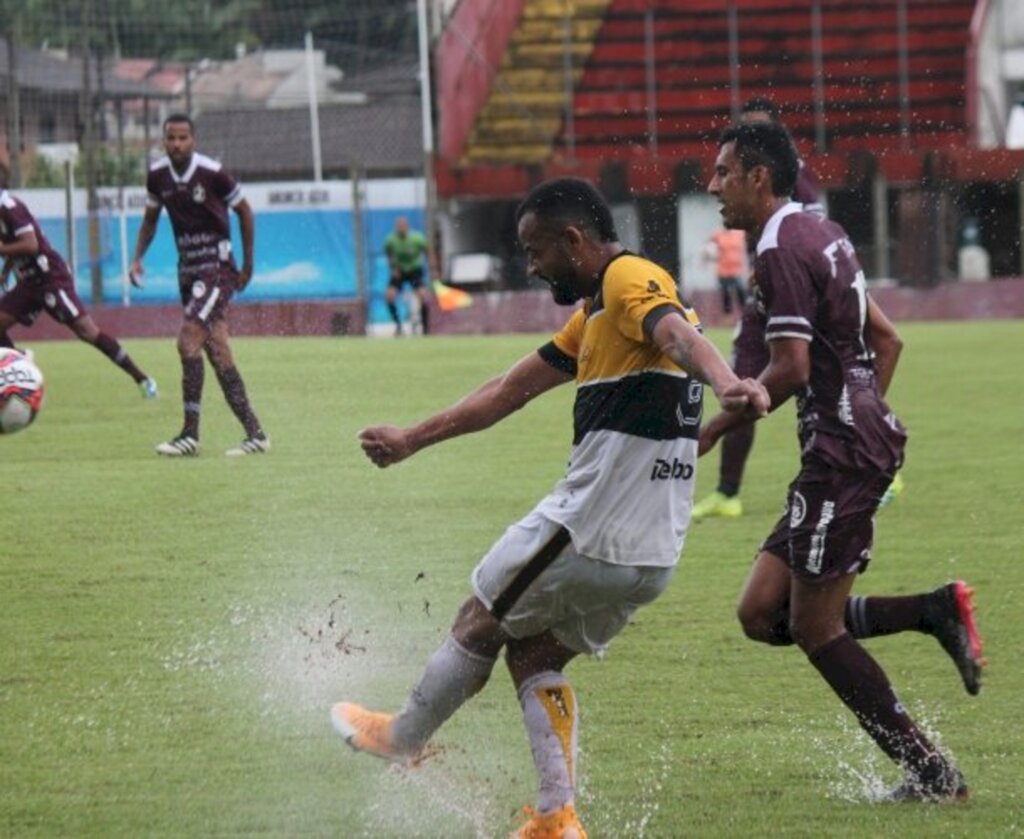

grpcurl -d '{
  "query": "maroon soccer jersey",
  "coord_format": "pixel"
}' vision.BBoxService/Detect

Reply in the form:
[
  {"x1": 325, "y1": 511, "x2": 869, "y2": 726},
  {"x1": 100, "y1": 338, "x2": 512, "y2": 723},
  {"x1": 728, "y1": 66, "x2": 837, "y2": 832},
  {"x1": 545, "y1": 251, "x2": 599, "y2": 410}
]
[
  {"x1": 753, "y1": 202, "x2": 906, "y2": 471},
  {"x1": 145, "y1": 153, "x2": 242, "y2": 277},
  {"x1": 0, "y1": 190, "x2": 74, "y2": 284}
]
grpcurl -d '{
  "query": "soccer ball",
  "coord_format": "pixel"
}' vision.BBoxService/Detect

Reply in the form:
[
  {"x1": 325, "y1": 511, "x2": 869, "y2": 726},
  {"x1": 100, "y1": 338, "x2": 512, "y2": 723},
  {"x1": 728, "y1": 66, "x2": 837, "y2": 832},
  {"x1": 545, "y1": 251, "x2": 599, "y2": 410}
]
[{"x1": 0, "y1": 348, "x2": 45, "y2": 434}]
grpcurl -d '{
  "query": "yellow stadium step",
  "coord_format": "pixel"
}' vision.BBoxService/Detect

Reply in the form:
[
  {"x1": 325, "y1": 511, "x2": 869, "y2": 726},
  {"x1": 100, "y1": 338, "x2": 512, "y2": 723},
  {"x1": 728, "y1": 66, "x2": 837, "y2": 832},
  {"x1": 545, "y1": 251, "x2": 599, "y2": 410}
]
[
  {"x1": 463, "y1": 143, "x2": 554, "y2": 165},
  {"x1": 459, "y1": 0, "x2": 613, "y2": 167},
  {"x1": 472, "y1": 116, "x2": 564, "y2": 143}
]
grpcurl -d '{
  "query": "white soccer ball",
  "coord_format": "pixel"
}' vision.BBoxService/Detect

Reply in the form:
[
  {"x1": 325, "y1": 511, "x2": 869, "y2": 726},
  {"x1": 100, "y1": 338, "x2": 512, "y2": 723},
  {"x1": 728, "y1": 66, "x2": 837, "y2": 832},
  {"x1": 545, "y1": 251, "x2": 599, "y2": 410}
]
[{"x1": 0, "y1": 348, "x2": 45, "y2": 434}]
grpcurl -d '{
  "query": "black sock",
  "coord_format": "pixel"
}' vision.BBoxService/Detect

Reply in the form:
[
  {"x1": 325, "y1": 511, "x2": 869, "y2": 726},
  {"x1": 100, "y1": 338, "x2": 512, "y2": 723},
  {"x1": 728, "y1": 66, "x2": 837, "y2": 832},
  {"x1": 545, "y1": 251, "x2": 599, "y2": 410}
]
[
  {"x1": 845, "y1": 595, "x2": 928, "y2": 638},
  {"x1": 808, "y1": 633, "x2": 946, "y2": 779},
  {"x1": 214, "y1": 365, "x2": 262, "y2": 438},
  {"x1": 182, "y1": 356, "x2": 204, "y2": 439},
  {"x1": 420, "y1": 300, "x2": 430, "y2": 334},
  {"x1": 717, "y1": 423, "x2": 755, "y2": 497},
  {"x1": 758, "y1": 596, "x2": 930, "y2": 647},
  {"x1": 0, "y1": 331, "x2": 16, "y2": 349},
  {"x1": 93, "y1": 332, "x2": 147, "y2": 383},
  {"x1": 387, "y1": 300, "x2": 401, "y2": 326}
]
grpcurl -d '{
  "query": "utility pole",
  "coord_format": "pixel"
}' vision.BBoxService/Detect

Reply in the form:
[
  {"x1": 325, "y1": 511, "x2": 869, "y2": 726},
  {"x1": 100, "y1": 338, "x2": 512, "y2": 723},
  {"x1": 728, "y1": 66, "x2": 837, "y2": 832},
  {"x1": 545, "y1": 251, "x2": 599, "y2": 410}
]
[
  {"x1": 416, "y1": 0, "x2": 438, "y2": 267},
  {"x1": 81, "y1": 0, "x2": 103, "y2": 303},
  {"x1": 5, "y1": 14, "x2": 23, "y2": 188}
]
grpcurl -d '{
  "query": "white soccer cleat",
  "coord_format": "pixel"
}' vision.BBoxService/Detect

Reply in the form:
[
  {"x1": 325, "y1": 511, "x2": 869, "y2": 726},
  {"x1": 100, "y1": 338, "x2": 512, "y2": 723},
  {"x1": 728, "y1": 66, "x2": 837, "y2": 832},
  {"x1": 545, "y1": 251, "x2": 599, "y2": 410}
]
[
  {"x1": 225, "y1": 435, "x2": 270, "y2": 457},
  {"x1": 139, "y1": 377, "x2": 158, "y2": 399},
  {"x1": 155, "y1": 435, "x2": 200, "y2": 457}
]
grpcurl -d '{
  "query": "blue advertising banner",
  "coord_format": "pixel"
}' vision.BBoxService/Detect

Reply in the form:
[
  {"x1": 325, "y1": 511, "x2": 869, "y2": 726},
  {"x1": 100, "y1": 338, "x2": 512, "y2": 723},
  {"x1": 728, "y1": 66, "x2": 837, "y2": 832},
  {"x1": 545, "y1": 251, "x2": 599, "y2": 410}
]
[{"x1": 17, "y1": 179, "x2": 427, "y2": 326}]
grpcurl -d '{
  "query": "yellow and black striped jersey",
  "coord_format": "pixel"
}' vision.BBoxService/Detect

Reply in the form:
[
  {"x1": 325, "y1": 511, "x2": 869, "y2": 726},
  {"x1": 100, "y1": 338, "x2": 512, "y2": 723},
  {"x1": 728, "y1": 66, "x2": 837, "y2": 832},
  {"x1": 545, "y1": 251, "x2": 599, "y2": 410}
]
[{"x1": 535, "y1": 252, "x2": 704, "y2": 567}]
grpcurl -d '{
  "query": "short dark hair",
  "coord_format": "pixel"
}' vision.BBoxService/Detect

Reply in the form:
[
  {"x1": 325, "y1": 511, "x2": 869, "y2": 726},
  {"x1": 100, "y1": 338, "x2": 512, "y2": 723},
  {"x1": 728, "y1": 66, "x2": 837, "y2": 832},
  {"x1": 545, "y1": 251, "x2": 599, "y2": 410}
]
[
  {"x1": 719, "y1": 122, "x2": 799, "y2": 198},
  {"x1": 740, "y1": 97, "x2": 779, "y2": 122},
  {"x1": 163, "y1": 112, "x2": 194, "y2": 132},
  {"x1": 515, "y1": 177, "x2": 618, "y2": 243}
]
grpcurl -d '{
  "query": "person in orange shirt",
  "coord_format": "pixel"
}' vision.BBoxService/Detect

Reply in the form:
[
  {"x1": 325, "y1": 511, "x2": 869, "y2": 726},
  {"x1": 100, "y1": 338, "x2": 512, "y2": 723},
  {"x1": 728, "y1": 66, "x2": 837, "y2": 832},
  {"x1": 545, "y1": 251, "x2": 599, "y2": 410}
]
[{"x1": 705, "y1": 228, "x2": 748, "y2": 315}]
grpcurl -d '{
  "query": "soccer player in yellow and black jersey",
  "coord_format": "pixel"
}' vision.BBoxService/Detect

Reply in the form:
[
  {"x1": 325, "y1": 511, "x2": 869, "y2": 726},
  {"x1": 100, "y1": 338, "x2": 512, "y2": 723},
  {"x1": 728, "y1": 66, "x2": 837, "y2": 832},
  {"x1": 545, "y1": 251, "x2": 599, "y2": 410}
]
[{"x1": 332, "y1": 178, "x2": 769, "y2": 837}]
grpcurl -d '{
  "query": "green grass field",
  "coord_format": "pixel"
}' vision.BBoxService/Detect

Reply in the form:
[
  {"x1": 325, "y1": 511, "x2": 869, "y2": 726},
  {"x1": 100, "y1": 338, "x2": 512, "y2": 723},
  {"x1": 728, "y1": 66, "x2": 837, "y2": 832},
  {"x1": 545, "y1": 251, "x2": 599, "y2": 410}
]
[{"x1": 2, "y1": 321, "x2": 1022, "y2": 837}]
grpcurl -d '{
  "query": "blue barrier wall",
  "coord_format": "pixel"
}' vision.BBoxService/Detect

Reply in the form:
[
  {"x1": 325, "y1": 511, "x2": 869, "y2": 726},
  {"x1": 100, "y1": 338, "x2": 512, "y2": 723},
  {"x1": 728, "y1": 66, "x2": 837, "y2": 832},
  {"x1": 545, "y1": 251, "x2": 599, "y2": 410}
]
[{"x1": 18, "y1": 179, "x2": 427, "y2": 327}]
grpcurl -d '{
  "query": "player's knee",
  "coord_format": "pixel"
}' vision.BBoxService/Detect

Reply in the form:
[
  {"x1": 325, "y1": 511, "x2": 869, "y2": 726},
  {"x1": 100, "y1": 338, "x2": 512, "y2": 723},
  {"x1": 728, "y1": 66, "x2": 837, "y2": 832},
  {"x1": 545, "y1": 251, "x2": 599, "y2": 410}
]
[
  {"x1": 788, "y1": 616, "x2": 841, "y2": 654},
  {"x1": 450, "y1": 597, "x2": 505, "y2": 658},
  {"x1": 177, "y1": 331, "x2": 203, "y2": 359},
  {"x1": 72, "y1": 317, "x2": 99, "y2": 342},
  {"x1": 737, "y1": 601, "x2": 781, "y2": 644}
]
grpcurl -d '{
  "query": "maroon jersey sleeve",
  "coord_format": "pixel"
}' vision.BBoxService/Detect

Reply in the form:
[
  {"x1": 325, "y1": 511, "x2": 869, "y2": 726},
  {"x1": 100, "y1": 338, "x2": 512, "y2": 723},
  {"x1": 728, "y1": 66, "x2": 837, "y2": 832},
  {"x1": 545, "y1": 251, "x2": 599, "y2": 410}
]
[
  {"x1": 145, "y1": 168, "x2": 163, "y2": 208},
  {"x1": 211, "y1": 167, "x2": 242, "y2": 207},
  {"x1": 756, "y1": 248, "x2": 816, "y2": 343},
  {"x1": 4, "y1": 199, "x2": 38, "y2": 239}
]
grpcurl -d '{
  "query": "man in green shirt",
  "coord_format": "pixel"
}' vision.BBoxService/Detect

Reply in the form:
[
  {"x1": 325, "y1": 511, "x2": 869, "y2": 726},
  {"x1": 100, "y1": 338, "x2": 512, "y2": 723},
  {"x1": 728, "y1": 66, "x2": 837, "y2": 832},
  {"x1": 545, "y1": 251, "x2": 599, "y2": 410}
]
[{"x1": 384, "y1": 216, "x2": 432, "y2": 335}]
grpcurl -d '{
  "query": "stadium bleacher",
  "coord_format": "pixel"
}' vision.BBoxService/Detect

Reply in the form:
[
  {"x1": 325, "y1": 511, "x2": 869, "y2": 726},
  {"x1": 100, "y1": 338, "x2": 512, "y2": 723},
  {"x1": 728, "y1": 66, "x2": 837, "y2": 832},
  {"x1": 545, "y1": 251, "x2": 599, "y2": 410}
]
[{"x1": 439, "y1": 0, "x2": 978, "y2": 191}]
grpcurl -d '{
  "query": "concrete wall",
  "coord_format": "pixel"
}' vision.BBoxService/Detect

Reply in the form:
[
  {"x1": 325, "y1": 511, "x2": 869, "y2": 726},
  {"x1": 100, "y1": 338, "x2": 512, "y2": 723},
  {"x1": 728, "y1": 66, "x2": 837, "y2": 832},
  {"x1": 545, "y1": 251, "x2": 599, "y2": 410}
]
[{"x1": 10, "y1": 278, "x2": 1023, "y2": 342}]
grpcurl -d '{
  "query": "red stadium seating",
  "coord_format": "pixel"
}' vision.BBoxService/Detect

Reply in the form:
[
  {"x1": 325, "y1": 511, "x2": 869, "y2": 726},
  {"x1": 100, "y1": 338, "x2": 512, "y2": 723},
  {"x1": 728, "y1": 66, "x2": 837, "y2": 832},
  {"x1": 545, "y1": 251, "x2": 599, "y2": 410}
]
[
  {"x1": 562, "y1": 0, "x2": 975, "y2": 161},
  {"x1": 435, "y1": 0, "x2": 984, "y2": 197}
]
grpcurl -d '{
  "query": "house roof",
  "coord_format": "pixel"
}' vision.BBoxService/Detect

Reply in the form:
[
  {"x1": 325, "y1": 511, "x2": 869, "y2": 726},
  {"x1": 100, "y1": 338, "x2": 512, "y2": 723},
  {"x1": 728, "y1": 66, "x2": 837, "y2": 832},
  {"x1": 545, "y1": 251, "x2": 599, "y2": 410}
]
[
  {"x1": 113, "y1": 59, "x2": 186, "y2": 95},
  {"x1": 0, "y1": 42, "x2": 167, "y2": 99},
  {"x1": 337, "y1": 58, "x2": 420, "y2": 96},
  {"x1": 191, "y1": 53, "x2": 289, "y2": 106},
  {"x1": 195, "y1": 96, "x2": 424, "y2": 179}
]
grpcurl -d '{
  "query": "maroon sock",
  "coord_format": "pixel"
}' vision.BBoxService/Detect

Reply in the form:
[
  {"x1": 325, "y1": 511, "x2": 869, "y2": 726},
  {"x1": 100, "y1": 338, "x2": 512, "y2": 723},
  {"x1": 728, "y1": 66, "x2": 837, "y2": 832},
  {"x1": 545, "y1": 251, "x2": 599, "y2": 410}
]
[
  {"x1": 181, "y1": 356, "x2": 204, "y2": 439},
  {"x1": 717, "y1": 422, "x2": 756, "y2": 496},
  {"x1": 214, "y1": 365, "x2": 262, "y2": 438},
  {"x1": 845, "y1": 595, "x2": 928, "y2": 638},
  {"x1": 808, "y1": 633, "x2": 946, "y2": 778},
  {"x1": 93, "y1": 332, "x2": 147, "y2": 383}
]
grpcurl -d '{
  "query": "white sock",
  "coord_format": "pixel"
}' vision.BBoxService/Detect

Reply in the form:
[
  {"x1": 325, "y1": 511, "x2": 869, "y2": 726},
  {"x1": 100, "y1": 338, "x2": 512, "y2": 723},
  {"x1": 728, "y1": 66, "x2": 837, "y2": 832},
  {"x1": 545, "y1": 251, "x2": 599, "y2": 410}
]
[
  {"x1": 519, "y1": 671, "x2": 578, "y2": 814},
  {"x1": 390, "y1": 635, "x2": 496, "y2": 751}
]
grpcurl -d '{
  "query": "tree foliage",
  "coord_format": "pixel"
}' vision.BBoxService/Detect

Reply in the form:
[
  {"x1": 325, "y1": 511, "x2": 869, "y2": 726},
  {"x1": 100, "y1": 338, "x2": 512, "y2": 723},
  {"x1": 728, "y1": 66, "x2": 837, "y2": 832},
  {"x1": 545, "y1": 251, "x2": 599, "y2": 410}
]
[{"x1": 3, "y1": 0, "x2": 418, "y2": 72}]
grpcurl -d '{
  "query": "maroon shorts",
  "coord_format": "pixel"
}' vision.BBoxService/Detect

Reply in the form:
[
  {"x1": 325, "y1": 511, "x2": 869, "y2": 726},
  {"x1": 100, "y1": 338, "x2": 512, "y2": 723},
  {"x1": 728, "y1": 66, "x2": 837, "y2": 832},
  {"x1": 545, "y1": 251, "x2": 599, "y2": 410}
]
[
  {"x1": 180, "y1": 267, "x2": 237, "y2": 325},
  {"x1": 731, "y1": 299, "x2": 769, "y2": 378},
  {"x1": 761, "y1": 454, "x2": 894, "y2": 583},
  {"x1": 0, "y1": 274, "x2": 87, "y2": 327}
]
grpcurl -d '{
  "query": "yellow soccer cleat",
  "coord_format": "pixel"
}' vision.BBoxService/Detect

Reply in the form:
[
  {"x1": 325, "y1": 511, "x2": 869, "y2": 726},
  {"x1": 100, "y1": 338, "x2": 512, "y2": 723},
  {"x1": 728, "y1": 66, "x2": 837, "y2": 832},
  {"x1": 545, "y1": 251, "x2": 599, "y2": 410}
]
[
  {"x1": 511, "y1": 804, "x2": 588, "y2": 839},
  {"x1": 879, "y1": 472, "x2": 905, "y2": 508},
  {"x1": 330, "y1": 702, "x2": 415, "y2": 763},
  {"x1": 691, "y1": 490, "x2": 743, "y2": 520}
]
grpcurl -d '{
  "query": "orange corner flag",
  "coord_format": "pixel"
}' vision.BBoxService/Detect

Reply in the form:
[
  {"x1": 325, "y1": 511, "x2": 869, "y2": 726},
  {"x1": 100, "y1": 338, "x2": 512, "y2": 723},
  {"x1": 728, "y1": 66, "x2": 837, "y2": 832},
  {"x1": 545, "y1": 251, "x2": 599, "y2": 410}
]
[{"x1": 432, "y1": 280, "x2": 474, "y2": 312}]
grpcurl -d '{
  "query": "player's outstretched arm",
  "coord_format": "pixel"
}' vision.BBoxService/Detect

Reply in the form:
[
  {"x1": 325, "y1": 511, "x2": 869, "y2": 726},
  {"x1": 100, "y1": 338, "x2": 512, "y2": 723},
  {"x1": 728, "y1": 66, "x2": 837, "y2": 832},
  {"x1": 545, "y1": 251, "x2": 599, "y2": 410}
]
[
  {"x1": 130, "y1": 205, "x2": 161, "y2": 287},
  {"x1": 698, "y1": 335, "x2": 808, "y2": 456},
  {"x1": 0, "y1": 230, "x2": 40, "y2": 260},
  {"x1": 866, "y1": 296, "x2": 902, "y2": 396},
  {"x1": 359, "y1": 351, "x2": 573, "y2": 468},
  {"x1": 651, "y1": 312, "x2": 769, "y2": 415},
  {"x1": 233, "y1": 200, "x2": 255, "y2": 290}
]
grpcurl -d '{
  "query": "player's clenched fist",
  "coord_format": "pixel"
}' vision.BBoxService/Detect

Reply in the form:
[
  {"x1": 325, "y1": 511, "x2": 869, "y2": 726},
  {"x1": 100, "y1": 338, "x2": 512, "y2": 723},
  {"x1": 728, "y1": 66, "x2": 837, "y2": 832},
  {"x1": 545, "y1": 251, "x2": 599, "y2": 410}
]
[
  {"x1": 719, "y1": 377, "x2": 770, "y2": 417},
  {"x1": 359, "y1": 425, "x2": 414, "y2": 468}
]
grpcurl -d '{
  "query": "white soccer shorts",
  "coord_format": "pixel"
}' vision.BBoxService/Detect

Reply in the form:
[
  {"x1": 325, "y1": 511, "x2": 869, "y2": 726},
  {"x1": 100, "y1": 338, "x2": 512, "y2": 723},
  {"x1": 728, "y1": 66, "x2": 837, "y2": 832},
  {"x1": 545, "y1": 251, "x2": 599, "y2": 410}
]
[{"x1": 471, "y1": 510, "x2": 675, "y2": 656}]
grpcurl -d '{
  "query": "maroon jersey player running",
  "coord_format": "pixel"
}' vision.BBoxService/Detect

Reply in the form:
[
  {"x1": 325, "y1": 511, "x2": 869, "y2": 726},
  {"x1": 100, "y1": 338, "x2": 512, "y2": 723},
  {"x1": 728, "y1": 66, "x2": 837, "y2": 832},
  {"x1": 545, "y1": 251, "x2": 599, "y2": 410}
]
[
  {"x1": 0, "y1": 184, "x2": 156, "y2": 398},
  {"x1": 693, "y1": 97, "x2": 824, "y2": 521},
  {"x1": 131, "y1": 113, "x2": 267, "y2": 457},
  {"x1": 702, "y1": 121, "x2": 982, "y2": 802}
]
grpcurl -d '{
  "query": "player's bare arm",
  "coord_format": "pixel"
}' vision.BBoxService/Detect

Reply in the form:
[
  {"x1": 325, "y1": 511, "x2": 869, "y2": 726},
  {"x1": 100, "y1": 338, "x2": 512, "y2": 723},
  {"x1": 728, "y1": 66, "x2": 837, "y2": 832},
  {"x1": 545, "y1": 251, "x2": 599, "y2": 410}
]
[
  {"x1": 0, "y1": 230, "x2": 40, "y2": 260},
  {"x1": 359, "y1": 351, "x2": 573, "y2": 468},
  {"x1": 234, "y1": 199, "x2": 255, "y2": 290},
  {"x1": 698, "y1": 336, "x2": 808, "y2": 456},
  {"x1": 651, "y1": 312, "x2": 769, "y2": 415},
  {"x1": 866, "y1": 297, "x2": 902, "y2": 396},
  {"x1": 130, "y1": 205, "x2": 162, "y2": 287}
]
